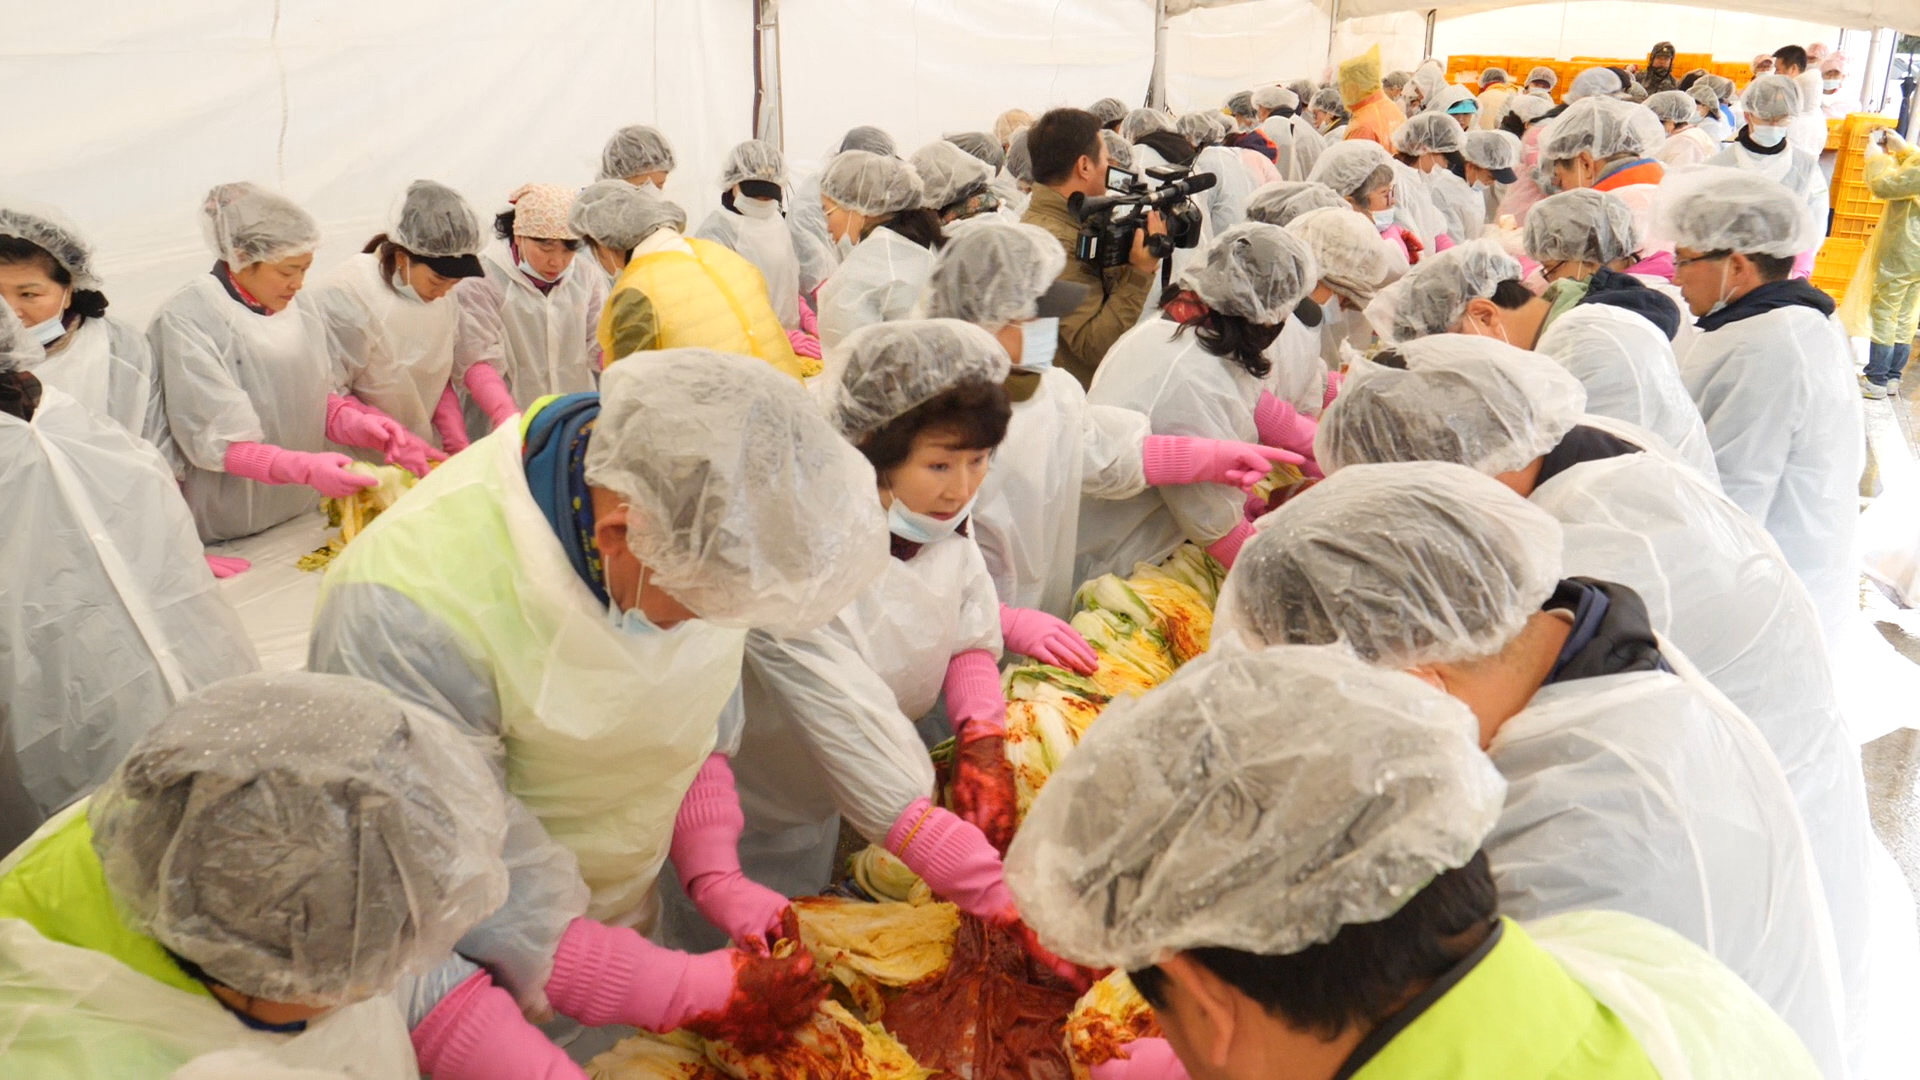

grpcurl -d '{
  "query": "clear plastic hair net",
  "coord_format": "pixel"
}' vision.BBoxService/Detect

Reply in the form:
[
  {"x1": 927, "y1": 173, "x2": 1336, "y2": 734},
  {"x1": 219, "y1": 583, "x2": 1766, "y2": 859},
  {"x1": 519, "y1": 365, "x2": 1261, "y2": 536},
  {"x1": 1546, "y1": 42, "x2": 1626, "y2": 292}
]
[
  {"x1": 1006, "y1": 130, "x2": 1034, "y2": 184},
  {"x1": 1644, "y1": 90, "x2": 1698, "y2": 126},
  {"x1": 0, "y1": 302, "x2": 45, "y2": 374},
  {"x1": 922, "y1": 221, "x2": 1065, "y2": 329},
  {"x1": 1656, "y1": 168, "x2": 1815, "y2": 258},
  {"x1": 1227, "y1": 90, "x2": 1258, "y2": 121},
  {"x1": 1741, "y1": 75, "x2": 1801, "y2": 121},
  {"x1": 1308, "y1": 140, "x2": 1395, "y2": 197},
  {"x1": 993, "y1": 111, "x2": 1031, "y2": 147},
  {"x1": 1430, "y1": 86, "x2": 1480, "y2": 115},
  {"x1": 1700, "y1": 74, "x2": 1736, "y2": 102},
  {"x1": 1287, "y1": 206, "x2": 1397, "y2": 304},
  {"x1": 1406, "y1": 64, "x2": 1447, "y2": 109},
  {"x1": 1394, "y1": 112, "x2": 1465, "y2": 156},
  {"x1": 1246, "y1": 182, "x2": 1341, "y2": 226},
  {"x1": 1503, "y1": 94, "x2": 1554, "y2": 127},
  {"x1": 88, "y1": 671, "x2": 511, "y2": 1007},
  {"x1": 387, "y1": 180, "x2": 482, "y2": 258},
  {"x1": 586, "y1": 351, "x2": 887, "y2": 635},
  {"x1": 1541, "y1": 97, "x2": 1653, "y2": 163},
  {"x1": 1004, "y1": 637, "x2": 1507, "y2": 970},
  {"x1": 1523, "y1": 188, "x2": 1640, "y2": 264},
  {"x1": 1311, "y1": 87, "x2": 1349, "y2": 119},
  {"x1": 1527, "y1": 65, "x2": 1559, "y2": 89},
  {"x1": 820, "y1": 150, "x2": 925, "y2": 217},
  {"x1": 1566, "y1": 67, "x2": 1625, "y2": 102},
  {"x1": 910, "y1": 140, "x2": 994, "y2": 210},
  {"x1": 1481, "y1": 67, "x2": 1510, "y2": 86},
  {"x1": 567, "y1": 180, "x2": 686, "y2": 252},
  {"x1": 1175, "y1": 222, "x2": 1317, "y2": 325},
  {"x1": 0, "y1": 203, "x2": 102, "y2": 291},
  {"x1": 1089, "y1": 98, "x2": 1129, "y2": 127},
  {"x1": 1316, "y1": 334, "x2": 1589, "y2": 475},
  {"x1": 1253, "y1": 86, "x2": 1300, "y2": 113},
  {"x1": 599, "y1": 124, "x2": 677, "y2": 180},
  {"x1": 826, "y1": 318, "x2": 1012, "y2": 442},
  {"x1": 199, "y1": 182, "x2": 321, "y2": 270},
  {"x1": 1101, "y1": 129, "x2": 1134, "y2": 172},
  {"x1": 1462, "y1": 130, "x2": 1523, "y2": 172},
  {"x1": 946, "y1": 131, "x2": 1005, "y2": 172},
  {"x1": 1213, "y1": 461, "x2": 1564, "y2": 666},
  {"x1": 1386, "y1": 239, "x2": 1522, "y2": 341},
  {"x1": 840, "y1": 125, "x2": 898, "y2": 157},
  {"x1": 1176, "y1": 112, "x2": 1225, "y2": 147},
  {"x1": 1383, "y1": 71, "x2": 1412, "y2": 94},
  {"x1": 1288, "y1": 79, "x2": 1320, "y2": 103},
  {"x1": 1121, "y1": 108, "x2": 1175, "y2": 143},
  {"x1": 1687, "y1": 82, "x2": 1723, "y2": 110},
  {"x1": 719, "y1": 140, "x2": 787, "y2": 190}
]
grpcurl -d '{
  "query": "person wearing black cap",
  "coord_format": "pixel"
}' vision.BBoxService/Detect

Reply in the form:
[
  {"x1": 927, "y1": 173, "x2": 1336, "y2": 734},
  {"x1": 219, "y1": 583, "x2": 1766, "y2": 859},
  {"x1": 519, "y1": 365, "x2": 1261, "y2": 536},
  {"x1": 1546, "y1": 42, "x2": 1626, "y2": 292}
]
[{"x1": 1643, "y1": 41, "x2": 1680, "y2": 94}]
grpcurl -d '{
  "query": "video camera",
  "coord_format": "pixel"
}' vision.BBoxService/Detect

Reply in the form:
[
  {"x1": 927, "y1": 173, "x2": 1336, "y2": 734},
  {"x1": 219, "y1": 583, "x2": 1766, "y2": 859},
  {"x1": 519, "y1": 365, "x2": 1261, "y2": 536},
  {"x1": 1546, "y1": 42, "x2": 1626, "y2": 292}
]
[{"x1": 1068, "y1": 165, "x2": 1216, "y2": 279}]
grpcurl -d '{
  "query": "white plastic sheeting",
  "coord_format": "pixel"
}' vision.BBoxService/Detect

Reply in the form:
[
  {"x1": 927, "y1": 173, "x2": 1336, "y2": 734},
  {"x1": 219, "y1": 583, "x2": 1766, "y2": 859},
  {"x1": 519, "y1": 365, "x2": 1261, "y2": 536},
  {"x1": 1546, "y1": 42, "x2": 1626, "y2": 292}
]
[
  {"x1": 1432, "y1": 5, "x2": 1862, "y2": 67},
  {"x1": 1353, "y1": 0, "x2": 1918, "y2": 33}
]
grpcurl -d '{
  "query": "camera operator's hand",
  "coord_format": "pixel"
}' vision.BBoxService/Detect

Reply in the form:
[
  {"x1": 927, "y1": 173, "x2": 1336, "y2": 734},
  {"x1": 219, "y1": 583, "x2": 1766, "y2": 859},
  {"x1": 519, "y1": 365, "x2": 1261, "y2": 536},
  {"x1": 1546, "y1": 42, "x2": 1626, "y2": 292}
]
[{"x1": 1128, "y1": 211, "x2": 1168, "y2": 274}]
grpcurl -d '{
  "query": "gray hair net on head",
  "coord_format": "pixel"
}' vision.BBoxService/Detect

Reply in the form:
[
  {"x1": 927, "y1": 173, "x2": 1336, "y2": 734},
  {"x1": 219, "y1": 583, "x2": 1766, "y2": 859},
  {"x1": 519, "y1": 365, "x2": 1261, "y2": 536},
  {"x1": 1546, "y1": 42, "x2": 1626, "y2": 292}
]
[
  {"x1": 840, "y1": 125, "x2": 898, "y2": 157},
  {"x1": 1176, "y1": 222, "x2": 1318, "y2": 325},
  {"x1": 1287, "y1": 206, "x2": 1397, "y2": 305},
  {"x1": 1644, "y1": 90, "x2": 1698, "y2": 126},
  {"x1": 827, "y1": 319, "x2": 1012, "y2": 443},
  {"x1": 199, "y1": 182, "x2": 321, "y2": 270},
  {"x1": 1393, "y1": 112, "x2": 1465, "y2": 156},
  {"x1": 1253, "y1": 86, "x2": 1300, "y2": 113},
  {"x1": 1408, "y1": 65, "x2": 1448, "y2": 107},
  {"x1": 1656, "y1": 167, "x2": 1816, "y2": 258},
  {"x1": 922, "y1": 221, "x2": 1065, "y2": 329},
  {"x1": 1101, "y1": 129, "x2": 1134, "y2": 172},
  {"x1": 1386, "y1": 239, "x2": 1523, "y2": 342},
  {"x1": 1741, "y1": 74, "x2": 1802, "y2": 121},
  {"x1": 388, "y1": 180, "x2": 482, "y2": 258},
  {"x1": 1524, "y1": 188, "x2": 1640, "y2": 265},
  {"x1": 719, "y1": 140, "x2": 787, "y2": 191},
  {"x1": 1315, "y1": 334, "x2": 1589, "y2": 476},
  {"x1": 946, "y1": 131, "x2": 1006, "y2": 172},
  {"x1": 1121, "y1": 108, "x2": 1176, "y2": 143},
  {"x1": 1541, "y1": 97, "x2": 1654, "y2": 163},
  {"x1": 911, "y1": 140, "x2": 995, "y2": 210},
  {"x1": 1480, "y1": 67, "x2": 1510, "y2": 85},
  {"x1": 1213, "y1": 461, "x2": 1565, "y2": 667},
  {"x1": 1227, "y1": 90, "x2": 1258, "y2": 121},
  {"x1": 1462, "y1": 130, "x2": 1523, "y2": 172},
  {"x1": 1429, "y1": 85, "x2": 1480, "y2": 116},
  {"x1": 1527, "y1": 65, "x2": 1559, "y2": 89},
  {"x1": 821, "y1": 150, "x2": 925, "y2": 217},
  {"x1": 1177, "y1": 112, "x2": 1226, "y2": 147},
  {"x1": 1004, "y1": 636, "x2": 1507, "y2": 970},
  {"x1": 1566, "y1": 67, "x2": 1626, "y2": 102},
  {"x1": 1006, "y1": 130, "x2": 1034, "y2": 184},
  {"x1": 1687, "y1": 82, "x2": 1723, "y2": 110},
  {"x1": 1089, "y1": 98, "x2": 1130, "y2": 127},
  {"x1": 1287, "y1": 79, "x2": 1320, "y2": 103},
  {"x1": 1311, "y1": 87, "x2": 1350, "y2": 119},
  {"x1": 0, "y1": 302, "x2": 46, "y2": 374},
  {"x1": 587, "y1": 351, "x2": 887, "y2": 634},
  {"x1": 1384, "y1": 71, "x2": 1413, "y2": 94},
  {"x1": 1502, "y1": 94, "x2": 1554, "y2": 127},
  {"x1": 1308, "y1": 140, "x2": 1396, "y2": 197},
  {"x1": 88, "y1": 671, "x2": 511, "y2": 1007},
  {"x1": 1699, "y1": 74, "x2": 1735, "y2": 102},
  {"x1": 567, "y1": 180, "x2": 686, "y2": 253},
  {"x1": 1246, "y1": 182, "x2": 1347, "y2": 227},
  {"x1": 599, "y1": 125, "x2": 677, "y2": 180},
  {"x1": 0, "y1": 203, "x2": 103, "y2": 291}
]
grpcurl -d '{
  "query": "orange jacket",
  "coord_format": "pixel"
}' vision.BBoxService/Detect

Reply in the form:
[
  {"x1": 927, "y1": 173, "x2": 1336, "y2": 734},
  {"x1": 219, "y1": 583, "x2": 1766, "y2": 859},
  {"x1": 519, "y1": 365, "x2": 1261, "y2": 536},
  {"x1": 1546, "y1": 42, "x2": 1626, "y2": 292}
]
[{"x1": 1346, "y1": 92, "x2": 1407, "y2": 149}]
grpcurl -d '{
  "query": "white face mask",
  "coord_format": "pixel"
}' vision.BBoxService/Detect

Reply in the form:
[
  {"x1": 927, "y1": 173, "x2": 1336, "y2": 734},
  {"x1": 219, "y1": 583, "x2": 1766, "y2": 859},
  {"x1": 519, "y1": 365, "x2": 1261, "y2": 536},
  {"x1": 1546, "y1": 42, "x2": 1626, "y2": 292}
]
[
  {"x1": 607, "y1": 594, "x2": 665, "y2": 636},
  {"x1": 25, "y1": 307, "x2": 67, "y2": 346},
  {"x1": 1822, "y1": 79, "x2": 1842, "y2": 93},
  {"x1": 1750, "y1": 124, "x2": 1789, "y2": 148},
  {"x1": 1372, "y1": 208, "x2": 1398, "y2": 231},
  {"x1": 1018, "y1": 318, "x2": 1059, "y2": 370},
  {"x1": 1706, "y1": 260, "x2": 1734, "y2": 316},
  {"x1": 736, "y1": 194, "x2": 782, "y2": 220},
  {"x1": 391, "y1": 267, "x2": 425, "y2": 304},
  {"x1": 516, "y1": 247, "x2": 571, "y2": 285},
  {"x1": 886, "y1": 493, "x2": 978, "y2": 545}
]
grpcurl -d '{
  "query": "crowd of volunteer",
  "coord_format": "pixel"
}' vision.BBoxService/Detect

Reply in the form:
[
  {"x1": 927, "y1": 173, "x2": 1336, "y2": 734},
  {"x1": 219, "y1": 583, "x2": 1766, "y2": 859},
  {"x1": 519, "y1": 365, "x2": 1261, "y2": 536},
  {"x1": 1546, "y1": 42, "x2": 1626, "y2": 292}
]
[{"x1": 3, "y1": 31, "x2": 1919, "y2": 1080}]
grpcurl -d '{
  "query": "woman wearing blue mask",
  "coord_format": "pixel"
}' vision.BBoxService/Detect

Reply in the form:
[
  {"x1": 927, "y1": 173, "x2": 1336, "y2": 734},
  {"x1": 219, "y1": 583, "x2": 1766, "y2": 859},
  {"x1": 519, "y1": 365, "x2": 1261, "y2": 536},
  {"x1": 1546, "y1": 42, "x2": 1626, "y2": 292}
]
[
  {"x1": 815, "y1": 150, "x2": 945, "y2": 349},
  {"x1": 1707, "y1": 76, "x2": 1830, "y2": 280}
]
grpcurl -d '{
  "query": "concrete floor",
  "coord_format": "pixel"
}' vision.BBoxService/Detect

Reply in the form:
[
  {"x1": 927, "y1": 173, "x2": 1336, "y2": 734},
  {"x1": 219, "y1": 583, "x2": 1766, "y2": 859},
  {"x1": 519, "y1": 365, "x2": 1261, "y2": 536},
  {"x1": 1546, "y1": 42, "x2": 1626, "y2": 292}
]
[{"x1": 1858, "y1": 372, "x2": 1920, "y2": 908}]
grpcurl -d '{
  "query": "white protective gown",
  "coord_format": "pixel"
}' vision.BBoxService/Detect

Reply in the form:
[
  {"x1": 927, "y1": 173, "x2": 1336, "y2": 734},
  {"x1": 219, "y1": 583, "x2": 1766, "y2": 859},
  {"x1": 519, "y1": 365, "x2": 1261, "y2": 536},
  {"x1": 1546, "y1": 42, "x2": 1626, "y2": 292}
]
[
  {"x1": 1488, "y1": 657, "x2": 1848, "y2": 1080},
  {"x1": 1078, "y1": 319, "x2": 1263, "y2": 582},
  {"x1": 973, "y1": 365, "x2": 1150, "y2": 617},
  {"x1": 1707, "y1": 143, "x2": 1830, "y2": 261},
  {"x1": 694, "y1": 200, "x2": 803, "y2": 330},
  {"x1": 1788, "y1": 72, "x2": 1831, "y2": 156},
  {"x1": 1529, "y1": 448, "x2": 1912, "y2": 1077},
  {"x1": 787, "y1": 170, "x2": 841, "y2": 296},
  {"x1": 1656, "y1": 127, "x2": 1719, "y2": 168},
  {"x1": 1191, "y1": 145, "x2": 1257, "y2": 234},
  {"x1": 148, "y1": 274, "x2": 333, "y2": 542},
  {"x1": 34, "y1": 315, "x2": 167, "y2": 455},
  {"x1": 1534, "y1": 304, "x2": 1718, "y2": 483},
  {"x1": 1264, "y1": 315, "x2": 1334, "y2": 419},
  {"x1": 0, "y1": 388, "x2": 257, "y2": 819},
  {"x1": 1423, "y1": 167, "x2": 1486, "y2": 243},
  {"x1": 1679, "y1": 306, "x2": 1861, "y2": 644},
  {"x1": 452, "y1": 239, "x2": 606, "y2": 420},
  {"x1": 308, "y1": 252, "x2": 460, "y2": 449},
  {"x1": 731, "y1": 531, "x2": 1001, "y2": 899},
  {"x1": 815, "y1": 228, "x2": 937, "y2": 351}
]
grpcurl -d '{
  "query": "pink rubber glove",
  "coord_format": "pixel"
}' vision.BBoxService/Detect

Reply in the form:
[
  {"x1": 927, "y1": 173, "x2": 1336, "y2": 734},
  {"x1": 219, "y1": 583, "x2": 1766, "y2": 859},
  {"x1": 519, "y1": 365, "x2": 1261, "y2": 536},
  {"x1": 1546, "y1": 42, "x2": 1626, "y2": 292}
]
[
  {"x1": 1790, "y1": 248, "x2": 1816, "y2": 281},
  {"x1": 411, "y1": 971, "x2": 587, "y2": 1080},
  {"x1": 464, "y1": 362, "x2": 519, "y2": 428},
  {"x1": 1092, "y1": 1039, "x2": 1189, "y2": 1080},
  {"x1": 797, "y1": 294, "x2": 819, "y2": 337},
  {"x1": 787, "y1": 327, "x2": 822, "y2": 360},
  {"x1": 1001, "y1": 604, "x2": 1098, "y2": 674},
  {"x1": 545, "y1": 918, "x2": 825, "y2": 1053},
  {"x1": 1324, "y1": 369, "x2": 1345, "y2": 410},
  {"x1": 1140, "y1": 434, "x2": 1304, "y2": 492},
  {"x1": 1205, "y1": 519, "x2": 1256, "y2": 569},
  {"x1": 886, "y1": 798, "x2": 1017, "y2": 922},
  {"x1": 944, "y1": 649, "x2": 1018, "y2": 853},
  {"x1": 1254, "y1": 392, "x2": 1322, "y2": 478},
  {"x1": 205, "y1": 554, "x2": 251, "y2": 579},
  {"x1": 433, "y1": 383, "x2": 471, "y2": 453},
  {"x1": 325, "y1": 394, "x2": 443, "y2": 478},
  {"x1": 224, "y1": 442, "x2": 378, "y2": 499},
  {"x1": 1433, "y1": 232, "x2": 1456, "y2": 253},
  {"x1": 670, "y1": 753, "x2": 793, "y2": 953}
]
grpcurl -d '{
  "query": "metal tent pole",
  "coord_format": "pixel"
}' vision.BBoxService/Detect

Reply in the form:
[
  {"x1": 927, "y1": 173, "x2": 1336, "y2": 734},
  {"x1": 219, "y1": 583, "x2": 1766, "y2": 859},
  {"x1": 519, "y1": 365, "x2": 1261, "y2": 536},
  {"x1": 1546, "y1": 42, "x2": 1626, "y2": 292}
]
[
  {"x1": 753, "y1": 0, "x2": 783, "y2": 150},
  {"x1": 1150, "y1": 0, "x2": 1169, "y2": 110}
]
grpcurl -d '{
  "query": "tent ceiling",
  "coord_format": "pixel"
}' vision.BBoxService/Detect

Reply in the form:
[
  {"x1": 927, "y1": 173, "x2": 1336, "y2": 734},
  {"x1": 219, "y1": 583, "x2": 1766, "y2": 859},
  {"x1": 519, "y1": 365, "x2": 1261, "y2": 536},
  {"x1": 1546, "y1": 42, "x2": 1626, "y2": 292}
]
[{"x1": 1327, "y1": 0, "x2": 1920, "y2": 34}]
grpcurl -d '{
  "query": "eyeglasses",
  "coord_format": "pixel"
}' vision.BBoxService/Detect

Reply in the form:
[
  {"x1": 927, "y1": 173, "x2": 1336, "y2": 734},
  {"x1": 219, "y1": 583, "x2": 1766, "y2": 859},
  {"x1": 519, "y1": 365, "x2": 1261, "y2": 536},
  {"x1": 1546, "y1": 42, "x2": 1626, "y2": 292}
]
[{"x1": 1673, "y1": 253, "x2": 1729, "y2": 270}]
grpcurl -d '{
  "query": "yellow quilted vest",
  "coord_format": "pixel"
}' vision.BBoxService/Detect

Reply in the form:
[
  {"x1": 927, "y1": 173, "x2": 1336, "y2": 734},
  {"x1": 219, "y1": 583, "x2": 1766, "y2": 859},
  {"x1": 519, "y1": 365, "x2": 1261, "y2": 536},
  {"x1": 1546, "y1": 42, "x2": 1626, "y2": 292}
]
[{"x1": 599, "y1": 237, "x2": 813, "y2": 379}]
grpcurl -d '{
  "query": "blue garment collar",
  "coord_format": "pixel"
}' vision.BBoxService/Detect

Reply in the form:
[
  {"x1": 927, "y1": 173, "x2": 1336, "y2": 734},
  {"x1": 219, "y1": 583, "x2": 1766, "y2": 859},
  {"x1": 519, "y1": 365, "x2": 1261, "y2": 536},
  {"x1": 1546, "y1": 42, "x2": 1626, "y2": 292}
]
[{"x1": 522, "y1": 393, "x2": 607, "y2": 604}]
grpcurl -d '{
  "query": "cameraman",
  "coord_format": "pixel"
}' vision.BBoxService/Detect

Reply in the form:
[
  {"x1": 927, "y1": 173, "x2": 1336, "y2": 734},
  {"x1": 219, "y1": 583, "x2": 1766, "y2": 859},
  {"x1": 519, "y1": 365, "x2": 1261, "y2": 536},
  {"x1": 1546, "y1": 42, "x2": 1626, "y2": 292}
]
[{"x1": 1021, "y1": 107, "x2": 1166, "y2": 386}]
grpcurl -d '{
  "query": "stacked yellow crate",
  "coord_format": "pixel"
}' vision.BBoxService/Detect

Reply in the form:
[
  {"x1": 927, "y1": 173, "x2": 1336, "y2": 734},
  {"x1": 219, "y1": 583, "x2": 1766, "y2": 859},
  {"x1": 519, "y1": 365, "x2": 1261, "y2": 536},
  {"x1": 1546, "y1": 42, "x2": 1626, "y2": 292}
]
[{"x1": 1814, "y1": 114, "x2": 1900, "y2": 299}]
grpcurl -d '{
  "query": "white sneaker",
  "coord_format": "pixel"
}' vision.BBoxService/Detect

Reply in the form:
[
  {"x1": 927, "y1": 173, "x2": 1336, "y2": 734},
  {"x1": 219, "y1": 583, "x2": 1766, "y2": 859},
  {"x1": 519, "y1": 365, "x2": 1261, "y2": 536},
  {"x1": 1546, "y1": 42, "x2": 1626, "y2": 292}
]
[{"x1": 1864, "y1": 381, "x2": 1890, "y2": 400}]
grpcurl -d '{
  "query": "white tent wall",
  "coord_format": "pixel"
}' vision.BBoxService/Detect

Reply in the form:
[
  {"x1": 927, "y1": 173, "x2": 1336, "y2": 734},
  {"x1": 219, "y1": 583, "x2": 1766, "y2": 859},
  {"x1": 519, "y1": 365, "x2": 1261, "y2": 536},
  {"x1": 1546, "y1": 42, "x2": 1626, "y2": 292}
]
[
  {"x1": 1430, "y1": 5, "x2": 1847, "y2": 67},
  {"x1": 5, "y1": 0, "x2": 753, "y2": 324},
  {"x1": 1161, "y1": 1, "x2": 1332, "y2": 111}
]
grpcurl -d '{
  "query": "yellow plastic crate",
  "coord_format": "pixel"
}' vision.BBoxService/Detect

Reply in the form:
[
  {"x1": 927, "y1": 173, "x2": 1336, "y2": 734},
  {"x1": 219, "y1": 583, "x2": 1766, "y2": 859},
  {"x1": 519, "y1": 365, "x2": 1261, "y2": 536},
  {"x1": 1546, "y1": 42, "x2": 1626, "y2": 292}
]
[
  {"x1": 1812, "y1": 237, "x2": 1866, "y2": 301},
  {"x1": 1827, "y1": 119, "x2": 1845, "y2": 152},
  {"x1": 1830, "y1": 214, "x2": 1879, "y2": 242},
  {"x1": 1834, "y1": 185, "x2": 1884, "y2": 219}
]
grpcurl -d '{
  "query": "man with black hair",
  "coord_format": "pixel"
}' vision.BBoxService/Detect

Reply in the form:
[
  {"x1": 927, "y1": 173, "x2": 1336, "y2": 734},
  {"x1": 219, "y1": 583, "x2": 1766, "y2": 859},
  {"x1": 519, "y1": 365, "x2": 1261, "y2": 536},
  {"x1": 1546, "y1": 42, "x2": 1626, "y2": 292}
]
[
  {"x1": 1020, "y1": 107, "x2": 1165, "y2": 386},
  {"x1": 1773, "y1": 44, "x2": 1810, "y2": 77}
]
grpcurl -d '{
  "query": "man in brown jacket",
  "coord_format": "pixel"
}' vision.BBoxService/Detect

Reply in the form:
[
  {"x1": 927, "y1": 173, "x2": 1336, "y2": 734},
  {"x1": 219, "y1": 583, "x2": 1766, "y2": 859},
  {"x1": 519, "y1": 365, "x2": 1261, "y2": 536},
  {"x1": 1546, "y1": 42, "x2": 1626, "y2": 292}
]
[{"x1": 1020, "y1": 107, "x2": 1164, "y2": 387}]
